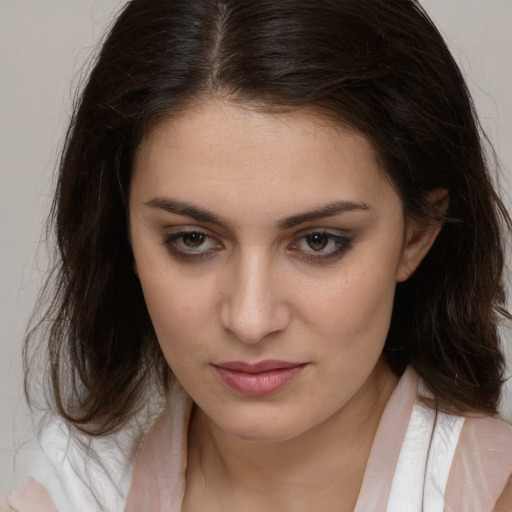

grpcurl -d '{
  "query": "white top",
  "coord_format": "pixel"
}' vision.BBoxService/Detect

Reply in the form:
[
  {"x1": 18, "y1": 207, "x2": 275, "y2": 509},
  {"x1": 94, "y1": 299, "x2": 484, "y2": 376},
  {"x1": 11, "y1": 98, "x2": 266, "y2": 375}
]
[{"x1": 4, "y1": 367, "x2": 512, "y2": 512}]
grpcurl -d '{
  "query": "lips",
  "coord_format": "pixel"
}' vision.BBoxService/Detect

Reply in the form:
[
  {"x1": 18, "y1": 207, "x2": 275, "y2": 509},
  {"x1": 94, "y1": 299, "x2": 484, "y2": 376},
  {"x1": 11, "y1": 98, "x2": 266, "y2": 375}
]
[{"x1": 213, "y1": 360, "x2": 307, "y2": 396}]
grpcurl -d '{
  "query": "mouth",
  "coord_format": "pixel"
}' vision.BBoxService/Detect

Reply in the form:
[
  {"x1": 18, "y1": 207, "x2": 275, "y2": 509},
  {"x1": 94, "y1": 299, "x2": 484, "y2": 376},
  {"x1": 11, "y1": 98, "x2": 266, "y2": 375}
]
[{"x1": 212, "y1": 360, "x2": 308, "y2": 396}]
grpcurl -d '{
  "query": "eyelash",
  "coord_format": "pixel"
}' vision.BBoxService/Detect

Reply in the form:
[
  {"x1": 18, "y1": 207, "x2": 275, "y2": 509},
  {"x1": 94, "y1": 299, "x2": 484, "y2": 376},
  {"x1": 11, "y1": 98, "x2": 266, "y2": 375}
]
[
  {"x1": 286, "y1": 231, "x2": 352, "y2": 262},
  {"x1": 162, "y1": 229, "x2": 352, "y2": 263},
  {"x1": 163, "y1": 230, "x2": 222, "y2": 261}
]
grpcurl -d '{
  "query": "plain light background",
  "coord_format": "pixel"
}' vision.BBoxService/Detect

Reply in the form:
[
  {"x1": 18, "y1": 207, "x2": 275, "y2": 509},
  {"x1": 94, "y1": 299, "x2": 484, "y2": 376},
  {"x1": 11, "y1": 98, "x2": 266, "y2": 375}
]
[{"x1": 1, "y1": 0, "x2": 511, "y2": 499}]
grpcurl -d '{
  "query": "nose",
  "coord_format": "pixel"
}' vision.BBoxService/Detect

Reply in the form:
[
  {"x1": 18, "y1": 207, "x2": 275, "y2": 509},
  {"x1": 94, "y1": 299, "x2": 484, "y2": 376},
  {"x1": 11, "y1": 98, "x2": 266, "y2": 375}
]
[{"x1": 220, "y1": 253, "x2": 290, "y2": 344}]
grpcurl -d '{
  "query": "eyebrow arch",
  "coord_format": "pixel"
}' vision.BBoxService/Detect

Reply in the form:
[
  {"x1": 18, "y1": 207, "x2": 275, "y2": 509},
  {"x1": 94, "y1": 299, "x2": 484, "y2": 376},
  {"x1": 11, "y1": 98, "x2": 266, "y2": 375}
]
[
  {"x1": 144, "y1": 197, "x2": 232, "y2": 228},
  {"x1": 146, "y1": 197, "x2": 370, "y2": 230},
  {"x1": 278, "y1": 200, "x2": 371, "y2": 229}
]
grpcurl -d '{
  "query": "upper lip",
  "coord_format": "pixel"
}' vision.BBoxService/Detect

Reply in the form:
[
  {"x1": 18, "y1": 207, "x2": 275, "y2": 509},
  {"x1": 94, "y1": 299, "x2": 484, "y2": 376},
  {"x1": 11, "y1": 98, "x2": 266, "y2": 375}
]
[{"x1": 213, "y1": 360, "x2": 306, "y2": 373}]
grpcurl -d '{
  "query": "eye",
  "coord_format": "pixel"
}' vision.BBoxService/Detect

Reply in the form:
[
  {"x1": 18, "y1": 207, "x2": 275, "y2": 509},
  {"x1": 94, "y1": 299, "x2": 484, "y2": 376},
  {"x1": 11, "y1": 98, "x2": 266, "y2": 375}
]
[
  {"x1": 305, "y1": 233, "x2": 331, "y2": 251},
  {"x1": 181, "y1": 232, "x2": 207, "y2": 248},
  {"x1": 287, "y1": 230, "x2": 352, "y2": 262},
  {"x1": 163, "y1": 230, "x2": 223, "y2": 260}
]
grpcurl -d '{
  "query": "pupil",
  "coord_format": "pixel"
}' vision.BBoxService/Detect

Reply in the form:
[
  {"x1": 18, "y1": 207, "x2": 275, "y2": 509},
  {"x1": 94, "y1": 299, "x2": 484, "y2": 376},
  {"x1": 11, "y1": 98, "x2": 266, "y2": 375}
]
[
  {"x1": 307, "y1": 234, "x2": 328, "y2": 251},
  {"x1": 183, "y1": 233, "x2": 205, "y2": 248}
]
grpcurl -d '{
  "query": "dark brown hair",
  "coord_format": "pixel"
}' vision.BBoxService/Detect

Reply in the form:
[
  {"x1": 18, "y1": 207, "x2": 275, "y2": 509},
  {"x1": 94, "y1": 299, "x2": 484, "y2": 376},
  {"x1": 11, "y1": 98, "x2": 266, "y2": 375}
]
[{"x1": 25, "y1": 0, "x2": 511, "y2": 435}]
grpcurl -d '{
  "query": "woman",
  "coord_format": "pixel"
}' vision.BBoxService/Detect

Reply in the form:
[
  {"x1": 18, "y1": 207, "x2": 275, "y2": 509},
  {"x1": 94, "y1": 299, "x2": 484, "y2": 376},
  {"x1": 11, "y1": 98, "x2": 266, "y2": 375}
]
[{"x1": 4, "y1": 0, "x2": 512, "y2": 510}]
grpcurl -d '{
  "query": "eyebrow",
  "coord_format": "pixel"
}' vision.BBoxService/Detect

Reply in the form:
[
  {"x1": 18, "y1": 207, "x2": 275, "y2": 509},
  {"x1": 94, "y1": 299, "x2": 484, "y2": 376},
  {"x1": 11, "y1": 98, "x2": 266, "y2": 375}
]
[
  {"x1": 278, "y1": 200, "x2": 370, "y2": 229},
  {"x1": 145, "y1": 197, "x2": 231, "y2": 228},
  {"x1": 144, "y1": 197, "x2": 370, "y2": 229}
]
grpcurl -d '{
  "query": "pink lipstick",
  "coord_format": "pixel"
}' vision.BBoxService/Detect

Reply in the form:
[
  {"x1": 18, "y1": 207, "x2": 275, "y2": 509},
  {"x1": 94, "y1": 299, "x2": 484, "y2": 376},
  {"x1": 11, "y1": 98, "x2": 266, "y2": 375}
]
[{"x1": 213, "y1": 360, "x2": 307, "y2": 396}]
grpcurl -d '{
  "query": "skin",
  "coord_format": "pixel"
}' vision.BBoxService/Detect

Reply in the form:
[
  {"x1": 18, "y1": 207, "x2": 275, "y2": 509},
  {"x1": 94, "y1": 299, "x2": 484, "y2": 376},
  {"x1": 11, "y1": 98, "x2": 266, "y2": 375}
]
[
  {"x1": 129, "y1": 98, "x2": 441, "y2": 511},
  {"x1": 493, "y1": 475, "x2": 512, "y2": 512}
]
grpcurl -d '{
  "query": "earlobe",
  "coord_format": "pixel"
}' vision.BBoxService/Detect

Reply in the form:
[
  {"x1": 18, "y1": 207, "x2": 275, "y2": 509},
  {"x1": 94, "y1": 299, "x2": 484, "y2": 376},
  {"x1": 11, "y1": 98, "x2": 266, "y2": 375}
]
[{"x1": 396, "y1": 189, "x2": 448, "y2": 282}]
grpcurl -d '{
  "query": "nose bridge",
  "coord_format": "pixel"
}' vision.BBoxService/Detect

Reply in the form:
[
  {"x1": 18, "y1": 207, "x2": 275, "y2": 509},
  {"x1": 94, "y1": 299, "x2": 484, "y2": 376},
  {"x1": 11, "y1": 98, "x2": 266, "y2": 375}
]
[{"x1": 220, "y1": 248, "x2": 289, "y2": 343}]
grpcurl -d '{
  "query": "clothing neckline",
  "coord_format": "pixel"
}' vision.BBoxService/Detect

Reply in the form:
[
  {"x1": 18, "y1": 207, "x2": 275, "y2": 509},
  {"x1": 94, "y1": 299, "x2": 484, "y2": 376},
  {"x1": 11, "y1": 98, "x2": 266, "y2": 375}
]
[{"x1": 124, "y1": 366, "x2": 419, "y2": 512}]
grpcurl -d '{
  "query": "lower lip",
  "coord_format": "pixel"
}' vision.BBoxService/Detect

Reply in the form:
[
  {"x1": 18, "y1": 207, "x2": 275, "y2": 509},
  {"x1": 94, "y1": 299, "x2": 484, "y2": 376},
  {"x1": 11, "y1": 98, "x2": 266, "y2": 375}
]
[{"x1": 214, "y1": 364, "x2": 307, "y2": 396}]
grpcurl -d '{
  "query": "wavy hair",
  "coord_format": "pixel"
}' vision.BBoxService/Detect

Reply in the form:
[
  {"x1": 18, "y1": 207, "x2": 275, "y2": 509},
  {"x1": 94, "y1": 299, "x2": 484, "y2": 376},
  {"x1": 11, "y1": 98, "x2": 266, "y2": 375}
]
[{"x1": 25, "y1": 0, "x2": 511, "y2": 435}]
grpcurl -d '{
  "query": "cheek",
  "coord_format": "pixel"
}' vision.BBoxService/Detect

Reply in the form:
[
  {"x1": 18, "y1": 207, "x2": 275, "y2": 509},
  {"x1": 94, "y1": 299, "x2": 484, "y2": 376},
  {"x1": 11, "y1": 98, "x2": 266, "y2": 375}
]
[
  {"x1": 294, "y1": 252, "x2": 401, "y2": 388},
  {"x1": 302, "y1": 270, "x2": 397, "y2": 396},
  {"x1": 301, "y1": 259, "x2": 398, "y2": 333},
  {"x1": 132, "y1": 231, "x2": 214, "y2": 326},
  {"x1": 141, "y1": 276, "x2": 203, "y2": 324},
  {"x1": 136, "y1": 265, "x2": 220, "y2": 356}
]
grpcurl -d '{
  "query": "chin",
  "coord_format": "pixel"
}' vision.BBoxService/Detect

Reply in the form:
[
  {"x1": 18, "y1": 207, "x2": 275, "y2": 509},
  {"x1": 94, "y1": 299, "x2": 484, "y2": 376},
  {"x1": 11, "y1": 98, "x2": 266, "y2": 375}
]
[
  {"x1": 225, "y1": 427, "x2": 300, "y2": 444},
  {"x1": 214, "y1": 412, "x2": 309, "y2": 444}
]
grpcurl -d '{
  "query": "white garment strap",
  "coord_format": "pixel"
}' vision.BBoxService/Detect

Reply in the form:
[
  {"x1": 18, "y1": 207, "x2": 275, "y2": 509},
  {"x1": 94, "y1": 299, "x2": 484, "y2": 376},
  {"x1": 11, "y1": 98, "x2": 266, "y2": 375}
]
[{"x1": 386, "y1": 398, "x2": 465, "y2": 512}]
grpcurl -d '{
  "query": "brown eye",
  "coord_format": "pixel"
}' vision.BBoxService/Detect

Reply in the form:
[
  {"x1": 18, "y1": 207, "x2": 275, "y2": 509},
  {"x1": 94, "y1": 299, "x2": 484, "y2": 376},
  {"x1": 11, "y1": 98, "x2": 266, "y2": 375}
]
[
  {"x1": 182, "y1": 232, "x2": 206, "y2": 248},
  {"x1": 287, "y1": 230, "x2": 352, "y2": 263},
  {"x1": 163, "y1": 230, "x2": 223, "y2": 261},
  {"x1": 306, "y1": 233, "x2": 329, "y2": 251}
]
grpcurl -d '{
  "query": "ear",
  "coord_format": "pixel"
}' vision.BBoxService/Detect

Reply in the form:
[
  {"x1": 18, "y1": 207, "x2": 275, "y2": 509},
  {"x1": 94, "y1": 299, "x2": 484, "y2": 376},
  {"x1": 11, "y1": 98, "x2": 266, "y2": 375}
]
[{"x1": 396, "y1": 189, "x2": 448, "y2": 283}]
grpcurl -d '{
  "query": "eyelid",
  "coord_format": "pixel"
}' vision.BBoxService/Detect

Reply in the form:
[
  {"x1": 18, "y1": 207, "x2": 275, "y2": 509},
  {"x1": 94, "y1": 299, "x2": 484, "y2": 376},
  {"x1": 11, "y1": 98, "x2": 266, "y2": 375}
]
[
  {"x1": 162, "y1": 227, "x2": 223, "y2": 261},
  {"x1": 287, "y1": 228, "x2": 353, "y2": 262},
  {"x1": 160, "y1": 225, "x2": 352, "y2": 263},
  {"x1": 290, "y1": 226, "x2": 352, "y2": 244}
]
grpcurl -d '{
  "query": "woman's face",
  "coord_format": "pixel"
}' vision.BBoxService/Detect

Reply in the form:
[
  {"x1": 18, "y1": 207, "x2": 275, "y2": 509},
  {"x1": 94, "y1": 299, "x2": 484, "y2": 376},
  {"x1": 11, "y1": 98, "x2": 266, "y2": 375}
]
[{"x1": 129, "y1": 99, "x2": 432, "y2": 443}]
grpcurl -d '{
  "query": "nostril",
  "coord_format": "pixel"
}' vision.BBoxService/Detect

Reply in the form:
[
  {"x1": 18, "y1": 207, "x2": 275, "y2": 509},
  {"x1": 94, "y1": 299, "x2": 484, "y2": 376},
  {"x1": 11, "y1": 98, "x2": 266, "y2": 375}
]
[{"x1": 220, "y1": 295, "x2": 290, "y2": 344}]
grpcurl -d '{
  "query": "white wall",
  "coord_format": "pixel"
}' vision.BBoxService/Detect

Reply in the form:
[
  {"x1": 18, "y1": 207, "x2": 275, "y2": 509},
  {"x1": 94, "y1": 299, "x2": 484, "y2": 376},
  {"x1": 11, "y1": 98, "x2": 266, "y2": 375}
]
[
  {"x1": 0, "y1": 0, "x2": 126, "y2": 496},
  {"x1": 1, "y1": 0, "x2": 511, "y2": 499}
]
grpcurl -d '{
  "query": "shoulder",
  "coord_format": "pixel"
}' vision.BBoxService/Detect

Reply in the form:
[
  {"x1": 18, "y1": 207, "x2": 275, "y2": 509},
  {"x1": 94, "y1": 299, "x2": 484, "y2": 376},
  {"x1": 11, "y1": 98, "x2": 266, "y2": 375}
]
[
  {"x1": 386, "y1": 370, "x2": 512, "y2": 512},
  {"x1": 445, "y1": 413, "x2": 512, "y2": 511},
  {"x1": 2, "y1": 477, "x2": 58, "y2": 512},
  {"x1": 5, "y1": 413, "x2": 142, "y2": 512}
]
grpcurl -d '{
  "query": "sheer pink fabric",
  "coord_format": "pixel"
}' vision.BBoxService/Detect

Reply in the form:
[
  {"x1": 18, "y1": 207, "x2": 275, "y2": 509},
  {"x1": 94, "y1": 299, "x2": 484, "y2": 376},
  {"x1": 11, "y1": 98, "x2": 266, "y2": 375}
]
[
  {"x1": 122, "y1": 367, "x2": 512, "y2": 511},
  {"x1": 123, "y1": 382, "x2": 192, "y2": 511},
  {"x1": 445, "y1": 415, "x2": 512, "y2": 511},
  {"x1": 1, "y1": 477, "x2": 58, "y2": 512},
  {"x1": 4, "y1": 367, "x2": 512, "y2": 511},
  {"x1": 353, "y1": 366, "x2": 418, "y2": 511},
  {"x1": 493, "y1": 476, "x2": 512, "y2": 512}
]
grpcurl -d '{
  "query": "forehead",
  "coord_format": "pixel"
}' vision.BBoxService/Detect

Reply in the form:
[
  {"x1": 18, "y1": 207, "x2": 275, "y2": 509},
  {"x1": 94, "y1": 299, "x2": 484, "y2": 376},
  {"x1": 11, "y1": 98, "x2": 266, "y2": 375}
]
[{"x1": 131, "y1": 99, "x2": 399, "y2": 216}]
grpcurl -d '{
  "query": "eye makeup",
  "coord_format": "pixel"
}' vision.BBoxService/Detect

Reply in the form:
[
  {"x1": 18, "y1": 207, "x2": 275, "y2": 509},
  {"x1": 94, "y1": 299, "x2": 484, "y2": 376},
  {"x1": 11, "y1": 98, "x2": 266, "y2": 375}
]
[
  {"x1": 162, "y1": 227, "x2": 352, "y2": 264},
  {"x1": 162, "y1": 229, "x2": 223, "y2": 261},
  {"x1": 286, "y1": 230, "x2": 352, "y2": 263}
]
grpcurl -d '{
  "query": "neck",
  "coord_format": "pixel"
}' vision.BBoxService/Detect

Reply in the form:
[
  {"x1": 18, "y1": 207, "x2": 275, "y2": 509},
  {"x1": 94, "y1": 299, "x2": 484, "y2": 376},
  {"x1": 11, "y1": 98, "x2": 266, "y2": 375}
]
[{"x1": 184, "y1": 359, "x2": 398, "y2": 512}]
